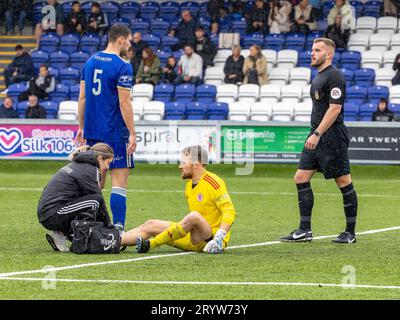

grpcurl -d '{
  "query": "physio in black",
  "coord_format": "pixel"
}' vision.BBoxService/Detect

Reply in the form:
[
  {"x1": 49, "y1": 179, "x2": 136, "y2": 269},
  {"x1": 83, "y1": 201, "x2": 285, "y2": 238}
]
[{"x1": 37, "y1": 143, "x2": 114, "y2": 252}]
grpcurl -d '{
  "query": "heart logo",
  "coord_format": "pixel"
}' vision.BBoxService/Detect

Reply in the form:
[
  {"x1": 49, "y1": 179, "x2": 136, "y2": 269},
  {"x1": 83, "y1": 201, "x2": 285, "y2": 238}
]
[{"x1": 0, "y1": 128, "x2": 23, "y2": 154}]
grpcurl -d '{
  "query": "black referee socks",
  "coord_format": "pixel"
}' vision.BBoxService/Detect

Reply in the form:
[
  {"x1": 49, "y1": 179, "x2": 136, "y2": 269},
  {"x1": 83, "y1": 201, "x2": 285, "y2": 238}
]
[
  {"x1": 340, "y1": 183, "x2": 358, "y2": 235},
  {"x1": 297, "y1": 182, "x2": 314, "y2": 231}
]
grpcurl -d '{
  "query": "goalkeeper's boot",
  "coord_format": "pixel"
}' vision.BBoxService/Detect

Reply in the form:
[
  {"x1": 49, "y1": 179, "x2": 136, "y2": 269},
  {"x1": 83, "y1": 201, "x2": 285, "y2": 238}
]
[
  {"x1": 332, "y1": 231, "x2": 356, "y2": 244},
  {"x1": 136, "y1": 237, "x2": 150, "y2": 253},
  {"x1": 46, "y1": 231, "x2": 70, "y2": 252},
  {"x1": 279, "y1": 229, "x2": 313, "y2": 242}
]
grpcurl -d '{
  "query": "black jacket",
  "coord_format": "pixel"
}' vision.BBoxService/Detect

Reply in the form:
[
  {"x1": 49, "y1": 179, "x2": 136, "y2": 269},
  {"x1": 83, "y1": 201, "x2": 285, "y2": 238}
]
[
  {"x1": 87, "y1": 11, "x2": 109, "y2": 34},
  {"x1": 4, "y1": 0, "x2": 32, "y2": 11},
  {"x1": 65, "y1": 10, "x2": 87, "y2": 34},
  {"x1": 195, "y1": 36, "x2": 217, "y2": 67},
  {"x1": 7, "y1": 52, "x2": 35, "y2": 78},
  {"x1": 25, "y1": 105, "x2": 47, "y2": 119},
  {"x1": 372, "y1": 109, "x2": 394, "y2": 122},
  {"x1": 224, "y1": 55, "x2": 245, "y2": 84},
  {"x1": 131, "y1": 40, "x2": 149, "y2": 73},
  {"x1": 37, "y1": 151, "x2": 104, "y2": 222},
  {"x1": 161, "y1": 64, "x2": 178, "y2": 83},
  {"x1": 174, "y1": 18, "x2": 201, "y2": 48},
  {"x1": 247, "y1": 5, "x2": 270, "y2": 33},
  {"x1": 392, "y1": 53, "x2": 400, "y2": 85},
  {"x1": 325, "y1": 24, "x2": 350, "y2": 49},
  {"x1": 0, "y1": 105, "x2": 19, "y2": 118},
  {"x1": 207, "y1": 0, "x2": 226, "y2": 21}
]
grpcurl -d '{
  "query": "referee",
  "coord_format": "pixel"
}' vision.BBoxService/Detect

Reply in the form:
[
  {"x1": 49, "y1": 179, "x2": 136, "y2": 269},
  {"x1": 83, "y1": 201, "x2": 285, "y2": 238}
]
[{"x1": 280, "y1": 38, "x2": 358, "y2": 244}]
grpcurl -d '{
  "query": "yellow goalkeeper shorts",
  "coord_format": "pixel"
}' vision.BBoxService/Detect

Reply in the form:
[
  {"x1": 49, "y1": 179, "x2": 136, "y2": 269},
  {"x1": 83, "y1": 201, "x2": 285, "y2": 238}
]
[{"x1": 168, "y1": 229, "x2": 227, "y2": 253}]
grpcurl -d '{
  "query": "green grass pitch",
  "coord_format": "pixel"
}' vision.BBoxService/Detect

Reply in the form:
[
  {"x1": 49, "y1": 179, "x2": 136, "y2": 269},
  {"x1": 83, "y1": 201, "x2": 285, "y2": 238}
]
[{"x1": 0, "y1": 160, "x2": 399, "y2": 300}]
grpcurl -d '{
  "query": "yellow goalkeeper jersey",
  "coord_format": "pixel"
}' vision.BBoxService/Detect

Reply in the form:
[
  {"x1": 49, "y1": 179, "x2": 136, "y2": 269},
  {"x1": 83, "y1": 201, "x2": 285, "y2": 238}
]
[{"x1": 185, "y1": 170, "x2": 236, "y2": 245}]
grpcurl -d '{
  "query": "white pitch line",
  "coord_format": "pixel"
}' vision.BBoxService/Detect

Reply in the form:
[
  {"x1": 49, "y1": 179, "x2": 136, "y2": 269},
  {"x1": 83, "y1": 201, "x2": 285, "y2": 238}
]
[
  {"x1": 0, "y1": 187, "x2": 399, "y2": 198},
  {"x1": 0, "y1": 226, "x2": 399, "y2": 279},
  {"x1": 1, "y1": 277, "x2": 400, "y2": 290}
]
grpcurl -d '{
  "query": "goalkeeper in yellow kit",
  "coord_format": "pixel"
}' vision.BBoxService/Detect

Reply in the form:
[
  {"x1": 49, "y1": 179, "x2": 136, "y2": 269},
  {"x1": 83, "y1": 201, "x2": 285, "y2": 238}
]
[{"x1": 120, "y1": 145, "x2": 237, "y2": 254}]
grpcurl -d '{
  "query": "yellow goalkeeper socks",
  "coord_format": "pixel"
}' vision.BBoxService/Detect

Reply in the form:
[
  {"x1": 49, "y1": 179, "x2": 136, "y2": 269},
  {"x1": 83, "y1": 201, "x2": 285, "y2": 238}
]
[{"x1": 150, "y1": 223, "x2": 187, "y2": 249}]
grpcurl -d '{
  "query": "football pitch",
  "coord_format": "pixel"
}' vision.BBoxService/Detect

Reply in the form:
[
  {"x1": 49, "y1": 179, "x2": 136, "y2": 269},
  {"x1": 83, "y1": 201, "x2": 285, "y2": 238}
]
[{"x1": 0, "y1": 160, "x2": 399, "y2": 300}]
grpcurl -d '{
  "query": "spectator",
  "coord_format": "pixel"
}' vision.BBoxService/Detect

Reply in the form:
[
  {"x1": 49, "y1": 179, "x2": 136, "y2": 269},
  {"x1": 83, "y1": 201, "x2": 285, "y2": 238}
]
[
  {"x1": 4, "y1": 44, "x2": 35, "y2": 88},
  {"x1": 25, "y1": 94, "x2": 47, "y2": 119},
  {"x1": 125, "y1": 47, "x2": 136, "y2": 76},
  {"x1": 4, "y1": 0, "x2": 32, "y2": 35},
  {"x1": 383, "y1": 0, "x2": 400, "y2": 16},
  {"x1": 174, "y1": 45, "x2": 203, "y2": 85},
  {"x1": 0, "y1": 96, "x2": 19, "y2": 118},
  {"x1": 131, "y1": 32, "x2": 149, "y2": 75},
  {"x1": 372, "y1": 98, "x2": 394, "y2": 122},
  {"x1": 64, "y1": 1, "x2": 86, "y2": 34},
  {"x1": 169, "y1": 10, "x2": 200, "y2": 50},
  {"x1": 268, "y1": 0, "x2": 293, "y2": 34},
  {"x1": 18, "y1": 65, "x2": 55, "y2": 102},
  {"x1": 243, "y1": 45, "x2": 268, "y2": 85},
  {"x1": 86, "y1": 2, "x2": 109, "y2": 35},
  {"x1": 136, "y1": 47, "x2": 161, "y2": 85},
  {"x1": 224, "y1": 45, "x2": 245, "y2": 84},
  {"x1": 34, "y1": 0, "x2": 65, "y2": 48},
  {"x1": 229, "y1": 0, "x2": 246, "y2": 19},
  {"x1": 327, "y1": 0, "x2": 354, "y2": 30},
  {"x1": 247, "y1": 0, "x2": 270, "y2": 35},
  {"x1": 291, "y1": 0, "x2": 318, "y2": 34},
  {"x1": 325, "y1": 15, "x2": 350, "y2": 49},
  {"x1": 392, "y1": 53, "x2": 400, "y2": 85},
  {"x1": 161, "y1": 56, "x2": 178, "y2": 84},
  {"x1": 207, "y1": 0, "x2": 226, "y2": 23},
  {"x1": 194, "y1": 26, "x2": 217, "y2": 68}
]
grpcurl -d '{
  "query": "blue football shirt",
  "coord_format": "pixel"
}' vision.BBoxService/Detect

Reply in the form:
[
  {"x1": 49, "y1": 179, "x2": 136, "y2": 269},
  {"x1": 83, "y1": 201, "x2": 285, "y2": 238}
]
[{"x1": 81, "y1": 51, "x2": 133, "y2": 143}]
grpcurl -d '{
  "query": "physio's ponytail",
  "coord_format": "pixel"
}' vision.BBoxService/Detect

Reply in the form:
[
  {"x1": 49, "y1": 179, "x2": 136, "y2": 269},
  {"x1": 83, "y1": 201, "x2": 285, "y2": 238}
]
[{"x1": 69, "y1": 143, "x2": 114, "y2": 161}]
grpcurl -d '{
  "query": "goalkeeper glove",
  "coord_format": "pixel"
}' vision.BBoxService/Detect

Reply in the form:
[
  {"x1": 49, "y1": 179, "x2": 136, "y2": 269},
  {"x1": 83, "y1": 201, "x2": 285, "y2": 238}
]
[{"x1": 203, "y1": 229, "x2": 227, "y2": 254}]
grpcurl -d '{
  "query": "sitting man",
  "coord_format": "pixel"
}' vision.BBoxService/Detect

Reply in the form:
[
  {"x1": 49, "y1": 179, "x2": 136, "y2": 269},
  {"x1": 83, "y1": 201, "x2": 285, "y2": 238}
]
[
  {"x1": 25, "y1": 94, "x2": 47, "y2": 119},
  {"x1": 121, "y1": 145, "x2": 237, "y2": 254},
  {"x1": 4, "y1": 44, "x2": 35, "y2": 88},
  {"x1": 174, "y1": 45, "x2": 203, "y2": 85},
  {"x1": 0, "y1": 96, "x2": 19, "y2": 118},
  {"x1": 18, "y1": 64, "x2": 55, "y2": 102}
]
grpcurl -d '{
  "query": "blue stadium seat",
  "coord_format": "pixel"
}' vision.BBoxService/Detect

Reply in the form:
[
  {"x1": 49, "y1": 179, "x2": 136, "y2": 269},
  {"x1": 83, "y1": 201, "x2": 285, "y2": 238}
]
[
  {"x1": 175, "y1": 84, "x2": 195, "y2": 102},
  {"x1": 180, "y1": 1, "x2": 200, "y2": 17},
  {"x1": 41, "y1": 100, "x2": 59, "y2": 119},
  {"x1": 100, "y1": 35, "x2": 108, "y2": 50},
  {"x1": 172, "y1": 50, "x2": 184, "y2": 61},
  {"x1": 349, "y1": 0, "x2": 364, "y2": 17},
  {"x1": 140, "y1": 1, "x2": 160, "y2": 21},
  {"x1": 150, "y1": 18, "x2": 170, "y2": 37},
  {"x1": 186, "y1": 101, "x2": 207, "y2": 119},
  {"x1": 49, "y1": 51, "x2": 70, "y2": 70},
  {"x1": 100, "y1": 1, "x2": 120, "y2": 21},
  {"x1": 344, "y1": 102, "x2": 360, "y2": 121},
  {"x1": 199, "y1": 2, "x2": 209, "y2": 19},
  {"x1": 31, "y1": 50, "x2": 49, "y2": 70},
  {"x1": 340, "y1": 68, "x2": 354, "y2": 87},
  {"x1": 48, "y1": 67, "x2": 59, "y2": 78},
  {"x1": 119, "y1": 1, "x2": 140, "y2": 20},
  {"x1": 333, "y1": 51, "x2": 341, "y2": 67},
  {"x1": 39, "y1": 33, "x2": 60, "y2": 53},
  {"x1": 49, "y1": 84, "x2": 70, "y2": 104},
  {"x1": 232, "y1": 19, "x2": 247, "y2": 38},
  {"x1": 285, "y1": 33, "x2": 305, "y2": 52},
  {"x1": 110, "y1": 17, "x2": 131, "y2": 28},
  {"x1": 196, "y1": 84, "x2": 216, "y2": 103},
  {"x1": 346, "y1": 86, "x2": 368, "y2": 105},
  {"x1": 207, "y1": 102, "x2": 229, "y2": 120},
  {"x1": 359, "y1": 103, "x2": 376, "y2": 121},
  {"x1": 60, "y1": 34, "x2": 80, "y2": 54},
  {"x1": 340, "y1": 51, "x2": 361, "y2": 70},
  {"x1": 69, "y1": 84, "x2": 80, "y2": 101},
  {"x1": 161, "y1": 36, "x2": 179, "y2": 50},
  {"x1": 264, "y1": 34, "x2": 284, "y2": 51},
  {"x1": 61, "y1": 1, "x2": 73, "y2": 14},
  {"x1": 322, "y1": 1, "x2": 335, "y2": 18},
  {"x1": 80, "y1": 34, "x2": 100, "y2": 54},
  {"x1": 363, "y1": 0, "x2": 381, "y2": 18},
  {"x1": 131, "y1": 18, "x2": 150, "y2": 33},
  {"x1": 298, "y1": 51, "x2": 311, "y2": 67},
  {"x1": 354, "y1": 68, "x2": 375, "y2": 87},
  {"x1": 367, "y1": 85, "x2": 389, "y2": 104},
  {"x1": 17, "y1": 101, "x2": 29, "y2": 117},
  {"x1": 70, "y1": 51, "x2": 90, "y2": 72},
  {"x1": 217, "y1": 15, "x2": 232, "y2": 32},
  {"x1": 244, "y1": 34, "x2": 264, "y2": 48},
  {"x1": 164, "y1": 101, "x2": 186, "y2": 119},
  {"x1": 155, "y1": 50, "x2": 171, "y2": 65},
  {"x1": 81, "y1": 1, "x2": 95, "y2": 15},
  {"x1": 59, "y1": 67, "x2": 80, "y2": 86},
  {"x1": 198, "y1": 17, "x2": 211, "y2": 31},
  {"x1": 389, "y1": 103, "x2": 400, "y2": 116},
  {"x1": 142, "y1": 34, "x2": 161, "y2": 51},
  {"x1": 305, "y1": 31, "x2": 323, "y2": 50},
  {"x1": 159, "y1": 2, "x2": 180, "y2": 23},
  {"x1": 245, "y1": 1, "x2": 255, "y2": 11},
  {"x1": 153, "y1": 84, "x2": 175, "y2": 103}
]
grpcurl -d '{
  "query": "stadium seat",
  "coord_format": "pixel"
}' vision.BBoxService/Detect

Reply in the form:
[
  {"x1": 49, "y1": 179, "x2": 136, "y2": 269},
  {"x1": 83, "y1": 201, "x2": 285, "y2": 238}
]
[
  {"x1": 142, "y1": 34, "x2": 161, "y2": 51},
  {"x1": 216, "y1": 84, "x2": 238, "y2": 104},
  {"x1": 207, "y1": 102, "x2": 229, "y2": 120},
  {"x1": 58, "y1": 100, "x2": 78, "y2": 120},
  {"x1": 244, "y1": 34, "x2": 264, "y2": 48},
  {"x1": 49, "y1": 84, "x2": 69, "y2": 104},
  {"x1": 388, "y1": 103, "x2": 400, "y2": 115},
  {"x1": 264, "y1": 34, "x2": 284, "y2": 51},
  {"x1": 346, "y1": 85, "x2": 368, "y2": 105},
  {"x1": 268, "y1": 68, "x2": 290, "y2": 86},
  {"x1": 100, "y1": 34, "x2": 108, "y2": 50},
  {"x1": 132, "y1": 83, "x2": 153, "y2": 103},
  {"x1": 390, "y1": 33, "x2": 400, "y2": 52},
  {"x1": 305, "y1": 31, "x2": 323, "y2": 50},
  {"x1": 367, "y1": 85, "x2": 389, "y2": 104},
  {"x1": 49, "y1": 51, "x2": 70, "y2": 70},
  {"x1": 293, "y1": 102, "x2": 312, "y2": 122},
  {"x1": 359, "y1": 102, "x2": 376, "y2": 121},
  {"x1": 356, "y1": 17, "x2": 377, "y2": 34},
  {"x1": 284, "y1": 33, "x2": 305, "y2": 52},
  {"x1": 375, "y1": 68, "x2": 396, "y2": 87},
  {"x1": 153, "y1": 84, "x2": 174, "y2": 103},
  {"x1": 17, "y1": 101, "x2": 29, "y2": 117},
  {"x1": 161, "y1": 36, "x2": 179, "y2": 50},
  {"x1": 280, "y1": 84, "x2": 303, "y2": 103},
  {"x1": 195, "y1": 84, "x2": 217, "y2": 103},
  {"x1": 354, "y1": 68, "x2": 375, "y2": 87},
  {"x1": 290, "y1": 67, "x2": 311, "y2": 86},
  {"x1": 186, "y1": 101, "x2": 207, "y2": 120},
  {"x1": 349, "y1": 0, "x2": 363, "y2": 17},
  {"x1": 164, "y1": 101, "x2": 186, "y2": 120},
  {"x1": 70, "y1": 51, "x2": 90, "y2": 72},
  {"x1": 343, "y1": 102, "x2": 359, "y2": 121},
  {"x1": 69, "y1": 84, "x2": 80, "y2": 101},
  {"x1": 81, "y1": 1, "x2": 94, "y2": 14},
  {"x1": 363, "y1": 1, "x2": 381, "y2": 18},
  {"x1": 198, "y1": 17, "x2": 211, "y2": 31},
  {"x1": 340, "y1": 51, "x2": 361, "y2": 70},
  {"x1": 271, "y1": 102, "x2": 293, "y2": 122},
  {"x1": 7, "y1": 83, "x2": 27, "y2": 100},
  {"x1": 59, "y1": 67, "x2": 80, "y2": 86},
  {"x1": 228, "y1": 102, "x2": 251, "y2": 121},
  {"x1": 340, "y1": 68, "x2": 354, "y2": 87},
  {"x1": 180, "y1": 1, "x2": 200, "y2": 17},
  {"x1": 369, "y1": 34, "x2": 391, "y2": 53},
  {"x1": 131, "y1": 19, "x2": 150, "y2": 34},
  {"x1": 204, "y1": 67, "x2": 224, "y2": 86},
  {"x1": 100, "y1": 1, "x2": 119, "y2": 21},
  {"x1": 80, "y1": 34, "x2": 100, "y2": 54},
  {"x1": 31, "y1": 50, "x2": 49, "y2": 70},
  {"x1": 159, "y1": 2, "x2": 180, "y2": 23},
  {"x1": 60, "y1": 34, "x2": 80, "y2": 54},
  {"x1": 150, "y1": 18, "x2": 170, "y2": 37},
  {"x1": 61, "y1": 1, "x2": 73, "y2": 14},
  {"x1": 277, "y1": 50, "x2": 298, "y2": 69},
  {"x1": 383, "y1": 50, "x2": 397, "y2": 69},
  {"x1": 250, "y1": 102, "x2": 272, "y2": 121},
  {"x1": 302, "y1": 85, "x2": 311, "y2": 103},
  {"x1": 348, "y1": 33, "x2": 369, "y2": 52},
  {"x1": 298, "y1": 50, "x2": 311, "y2": 67},
  {"x1": 41, "y1": 100, "x2": 59, "y2": 119},
  {"x1": 132, "y1": 100, "x2": 144, "y2": 121},
  {"x1": 155, "y1": 50, "x2": 171, "y2": 65},
  {"x1": 142, "y1": 101, "x2": 165, "y2": 121},
  {"x1": 119, "y1": 1, "x2": 140, "y2": 20},
  {"x1": 110, "y1": 17, "x2": 131, "y2": 28},
  {"x1": 262, "y1": 49, "x2": 277, "y2": 70},
  {"x1": 389, "y1": 85, "x2": 400, "y2": 104},
  {"x1": 259, "y1": 84, "x2": 281, "y2": 104},
  {"x1": 48, "y1": 66, "x2": 59, "y2": 78},
  {"x1": 237, "y1": 84, "x2": 260, "y2": 104},
  {"x1": 377, "y1": 16, "x2": 398, "y2": 34},
  {"x1": 361, "y1": 50, "x2": 383, "y2": 71},
  {"x1": 172, "y1": 49, "x2": 184, "y2": 61},
  {"x1": 213, "y1": 50, "x2": 232, "y2": 68},
  {"x1": 175, "y1": 84, "x2": 196, "y2": 103},
  {"x1": 232, "y1": 19, "x2": 247, "y2": 38},
  {"x1": 140, "y1": 1, "x2": 160, "y2": 21},
  {"x1": 39, "y1": 33, "x2": 60, "y2": 53}
]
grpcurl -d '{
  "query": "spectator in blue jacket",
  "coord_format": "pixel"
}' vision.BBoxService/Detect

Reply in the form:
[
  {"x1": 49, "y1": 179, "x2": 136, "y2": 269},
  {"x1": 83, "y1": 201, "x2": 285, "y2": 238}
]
[
  {"x1": 4, "y1": 45, "x2": 35, "y2": 88},
  {"x1": 4, "y1": 0, "x2": 32, "y2": 35},
  {"x1": 0, "y1": 97, "x2": 19, "y2": 119},
  {"x1": 169, "y1": 10, "x2": 201, "y2": 50}
]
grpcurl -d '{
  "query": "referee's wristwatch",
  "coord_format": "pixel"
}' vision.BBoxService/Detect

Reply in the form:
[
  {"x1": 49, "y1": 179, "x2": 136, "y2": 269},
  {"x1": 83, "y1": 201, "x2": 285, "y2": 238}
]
[{"x1": 313, "y1": 129, "x2": 321, "y2": 137}]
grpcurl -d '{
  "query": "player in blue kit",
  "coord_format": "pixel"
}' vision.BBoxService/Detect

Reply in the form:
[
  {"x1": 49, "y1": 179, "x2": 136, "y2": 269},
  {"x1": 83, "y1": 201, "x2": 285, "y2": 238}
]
[{"x1": 76, "y1": 24, "x2": 136, "y2": 232}]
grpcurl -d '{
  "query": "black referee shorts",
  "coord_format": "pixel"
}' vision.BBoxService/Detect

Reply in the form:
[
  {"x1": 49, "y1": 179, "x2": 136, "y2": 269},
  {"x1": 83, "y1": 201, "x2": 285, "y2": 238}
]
[{"x1": 299, "y1": 125, "x2": 351, "y2": 180}]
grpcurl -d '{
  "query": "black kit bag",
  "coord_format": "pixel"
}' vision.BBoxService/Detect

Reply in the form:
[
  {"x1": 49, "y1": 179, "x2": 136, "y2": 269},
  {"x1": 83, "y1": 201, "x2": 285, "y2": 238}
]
[{"x1": 70, "y1": 214, "x2": 121, "y2": 254}]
